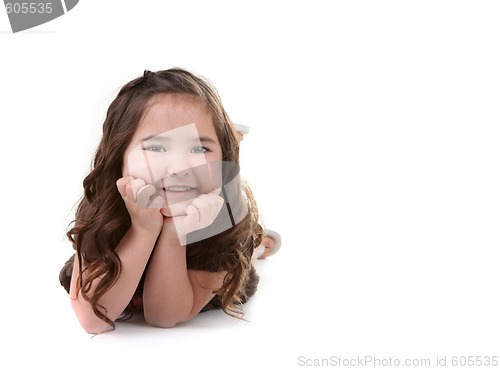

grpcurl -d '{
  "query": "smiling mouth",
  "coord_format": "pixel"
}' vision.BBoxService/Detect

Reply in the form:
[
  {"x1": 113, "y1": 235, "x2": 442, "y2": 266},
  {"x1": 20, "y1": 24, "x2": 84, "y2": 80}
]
[{"x1": 163, "y1": 186, "x2": 196, "y2": 192}]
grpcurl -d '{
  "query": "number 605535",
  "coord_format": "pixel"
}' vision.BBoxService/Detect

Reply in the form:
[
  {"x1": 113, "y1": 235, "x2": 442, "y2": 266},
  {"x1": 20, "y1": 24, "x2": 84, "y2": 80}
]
[{"x1": 5, "y1": 2, "x2": 53, "y2": 14}]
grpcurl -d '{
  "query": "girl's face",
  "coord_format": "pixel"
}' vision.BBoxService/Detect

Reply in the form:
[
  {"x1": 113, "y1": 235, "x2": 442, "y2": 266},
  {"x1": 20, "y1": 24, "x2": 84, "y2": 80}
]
[{"x1": 122, "y1": 94, "x2": 223, "y2": 217}]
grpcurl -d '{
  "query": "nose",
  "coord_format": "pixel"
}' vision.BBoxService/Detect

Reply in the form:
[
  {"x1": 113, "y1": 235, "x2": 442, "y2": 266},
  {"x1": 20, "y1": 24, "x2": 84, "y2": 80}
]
[{"x1": 165, "y1": 153, "x2": 192, "y2": 176}]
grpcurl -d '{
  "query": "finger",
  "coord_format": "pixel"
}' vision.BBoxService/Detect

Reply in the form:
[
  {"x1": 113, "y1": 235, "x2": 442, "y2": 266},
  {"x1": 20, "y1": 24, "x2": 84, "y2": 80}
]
[
  {"x1": 137, "y1": 184, "x2": 156, "y2": 208},
  {"x1": 184, "y1": 204, "x2": 200, "y2": 224},
  {"x1": 191, "y1": 195, "x2": 222, "y2": 225},
  {"x1": 189, "y1": 196, "x2": 209, "y2": 215},
  {"x1": 198, "y1": 193, "x2": 224, "y2": 212},
  {"x1": 208, "y1": 195, "x2": 224, "y2": 223},
  {"x1": 116, "y1": 176, "x2": 134, "y2": 199},
  {"x1": 210, "y1": 193, "x2": 225, "y2": 210},
  {"x1": 148, "y1": 195, "x2": 165, "y2": 209},
  {"x1": 126, "y1": 178, "x2": 146, "y2": 201},
  {"x1": 185, "y1": 204, "x2": 199, "y2": 215}
]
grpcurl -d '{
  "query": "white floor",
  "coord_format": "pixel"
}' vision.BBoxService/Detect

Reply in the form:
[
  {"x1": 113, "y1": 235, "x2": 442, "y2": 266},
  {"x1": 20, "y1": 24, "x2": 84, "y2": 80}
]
[
  {"x1": 4, "y1": 237, "x2": 297, "y2": 370},
  {"x1": 4, "y1": 216, "x2": 499, "y2": 370}
]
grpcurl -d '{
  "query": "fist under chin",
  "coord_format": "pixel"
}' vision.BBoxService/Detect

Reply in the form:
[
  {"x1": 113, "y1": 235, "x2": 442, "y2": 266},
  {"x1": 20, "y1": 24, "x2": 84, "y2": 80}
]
[{"x1": 160, "y1": 204, "x2": 188, "y2": 218}]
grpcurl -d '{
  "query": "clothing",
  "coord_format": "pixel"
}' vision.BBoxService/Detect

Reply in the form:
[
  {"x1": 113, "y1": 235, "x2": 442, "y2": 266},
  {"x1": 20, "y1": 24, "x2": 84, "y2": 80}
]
[{"x1": 58, "y1": 252, "x2": 259, "y2": 314}]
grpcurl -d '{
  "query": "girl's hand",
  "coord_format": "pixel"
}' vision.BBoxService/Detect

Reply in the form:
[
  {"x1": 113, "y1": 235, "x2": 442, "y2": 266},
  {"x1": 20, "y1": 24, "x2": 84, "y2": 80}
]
[
  {"x1": 158, "y1": 191, "x2": 224, "y2": 246},
  {"x1": 116, "y1": 177, "x2": 165, "y2": 235}
]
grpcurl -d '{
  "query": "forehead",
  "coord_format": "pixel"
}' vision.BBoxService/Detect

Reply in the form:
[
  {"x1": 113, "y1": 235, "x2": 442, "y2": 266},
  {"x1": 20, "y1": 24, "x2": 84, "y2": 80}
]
[
  {"x1": 143, "y1": 123, "x2": 202, "y2": 143},
  {"x1": 137, "y1": 93, "x2": 214, "y2": 137}
]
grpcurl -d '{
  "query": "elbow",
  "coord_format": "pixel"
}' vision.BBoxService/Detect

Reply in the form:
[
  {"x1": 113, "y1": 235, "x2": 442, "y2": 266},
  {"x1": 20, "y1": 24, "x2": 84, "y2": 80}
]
[
  {"x1": 71, "y1": 300, "x2": 113, "y2": 334},
  {"x1": 144, "y1": 311, "x2": 195, "y2": 329},
  {"x1": 144, "y1": 314, "x2": 180, "y2": 328},
  {"x1": 142, "y1": 297, "x2": 199, "y2": 328},
  {"x1": 77, "y1": 315, "x2": 113, "y2": 334},
  {"x1": 147, "y1": 319, "x2": 178, "y2": 329}
]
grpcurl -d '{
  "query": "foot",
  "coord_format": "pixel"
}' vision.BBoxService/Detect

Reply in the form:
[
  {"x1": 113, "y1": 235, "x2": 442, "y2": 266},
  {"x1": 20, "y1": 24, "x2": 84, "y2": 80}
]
[
  {"x1": 252, "y1": 230, "x2": 281, "y2": 262},
  {"x1": 258, "y1": 235, "x2": 278, "y2": 259}
]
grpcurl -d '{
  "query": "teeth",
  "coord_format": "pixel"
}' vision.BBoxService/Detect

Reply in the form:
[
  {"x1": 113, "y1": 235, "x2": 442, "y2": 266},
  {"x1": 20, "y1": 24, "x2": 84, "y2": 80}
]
[{"x1": 164, "y1": 186, "x2": 192, "y2": 192}]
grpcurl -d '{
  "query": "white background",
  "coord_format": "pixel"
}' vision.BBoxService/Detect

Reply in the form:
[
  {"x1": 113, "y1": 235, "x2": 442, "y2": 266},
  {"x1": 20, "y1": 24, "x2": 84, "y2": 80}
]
[{"x1": 1, "y1": 1, "x2": 499, "y2": 369}]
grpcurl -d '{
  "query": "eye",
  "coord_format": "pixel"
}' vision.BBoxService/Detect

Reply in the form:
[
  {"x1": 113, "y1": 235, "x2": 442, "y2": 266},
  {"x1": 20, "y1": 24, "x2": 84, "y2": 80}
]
[
  {"x1": 144, "y1": 145, "x2": 166, "y2": 152},
  {"x1": 191, "y1": 146, "x2": 209, "y2": 153}
]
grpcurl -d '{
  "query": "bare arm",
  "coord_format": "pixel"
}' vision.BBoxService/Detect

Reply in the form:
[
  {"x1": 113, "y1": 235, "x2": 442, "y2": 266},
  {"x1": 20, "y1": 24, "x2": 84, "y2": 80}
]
[
  {"x1": 142, "y1": 237, "x2": 225, "y2": 327},
  {"x1": 70, "y1": 227, "x2": 158, "y2": 334},
  {"x1": 143, "y1": 193, "x2": 225, "y2": 327},
  {"x1": 69, "y1": 177, "x2": 164, "y2": 334}
]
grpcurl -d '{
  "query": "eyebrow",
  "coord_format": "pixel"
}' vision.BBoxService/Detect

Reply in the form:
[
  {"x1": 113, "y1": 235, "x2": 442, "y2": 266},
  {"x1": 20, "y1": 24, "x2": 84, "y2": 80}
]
[{"x1": 140, "y1": 135, "x2": 217, "y2": 144}]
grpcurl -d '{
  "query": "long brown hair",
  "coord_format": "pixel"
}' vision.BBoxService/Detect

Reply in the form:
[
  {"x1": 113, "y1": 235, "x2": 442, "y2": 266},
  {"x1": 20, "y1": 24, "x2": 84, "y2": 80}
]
[{"x1": 67, "y1": 68, "x2": 263, "y2": 328}]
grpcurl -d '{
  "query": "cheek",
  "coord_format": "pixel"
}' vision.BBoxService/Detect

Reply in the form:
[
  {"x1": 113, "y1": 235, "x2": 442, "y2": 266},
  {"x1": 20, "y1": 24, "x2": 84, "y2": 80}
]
[
  {"x1": 207, "y1": 159, "x2": 223, "y2": 192},
  {"x1": 124, "y1": 149, "x2": 158, "y2": 183},
  {"x1": 190, "y1": 158, "x2": 223, "y2": 193}
]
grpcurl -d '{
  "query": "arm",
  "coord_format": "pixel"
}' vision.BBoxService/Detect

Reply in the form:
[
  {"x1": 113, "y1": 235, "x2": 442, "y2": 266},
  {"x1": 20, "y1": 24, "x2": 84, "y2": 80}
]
[
  {"x1": 142, "y1": 193, "x2": 225, "y2": 328},
  {"x1": 70, "y1": 227, "x2": 158, "y2": 334},
  {"x1": 70, "y1": 177, "x2": 164, "y2": 334}
]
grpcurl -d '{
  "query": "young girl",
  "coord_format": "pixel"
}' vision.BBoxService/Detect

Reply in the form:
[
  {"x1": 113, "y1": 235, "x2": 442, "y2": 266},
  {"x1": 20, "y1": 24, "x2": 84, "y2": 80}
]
[{"x1": 59, "y1": 68, "x2": 266, "y2": 334}]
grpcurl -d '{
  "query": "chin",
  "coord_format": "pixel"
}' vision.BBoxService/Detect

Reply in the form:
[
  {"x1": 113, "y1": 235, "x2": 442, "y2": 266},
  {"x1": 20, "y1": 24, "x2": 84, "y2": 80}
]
[
  {"x1": 161, "y1": 204, "x2": 188, "y2": 217},
  {"x1": 160, "y1": 208, "x2": 172, "y2": 217}
]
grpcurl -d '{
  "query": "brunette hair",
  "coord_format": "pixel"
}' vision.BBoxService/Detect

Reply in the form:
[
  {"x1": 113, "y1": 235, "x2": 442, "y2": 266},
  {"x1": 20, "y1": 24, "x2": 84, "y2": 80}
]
[{"x1": 66, "y1": 68, "x2": 263, "y2": 328}]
